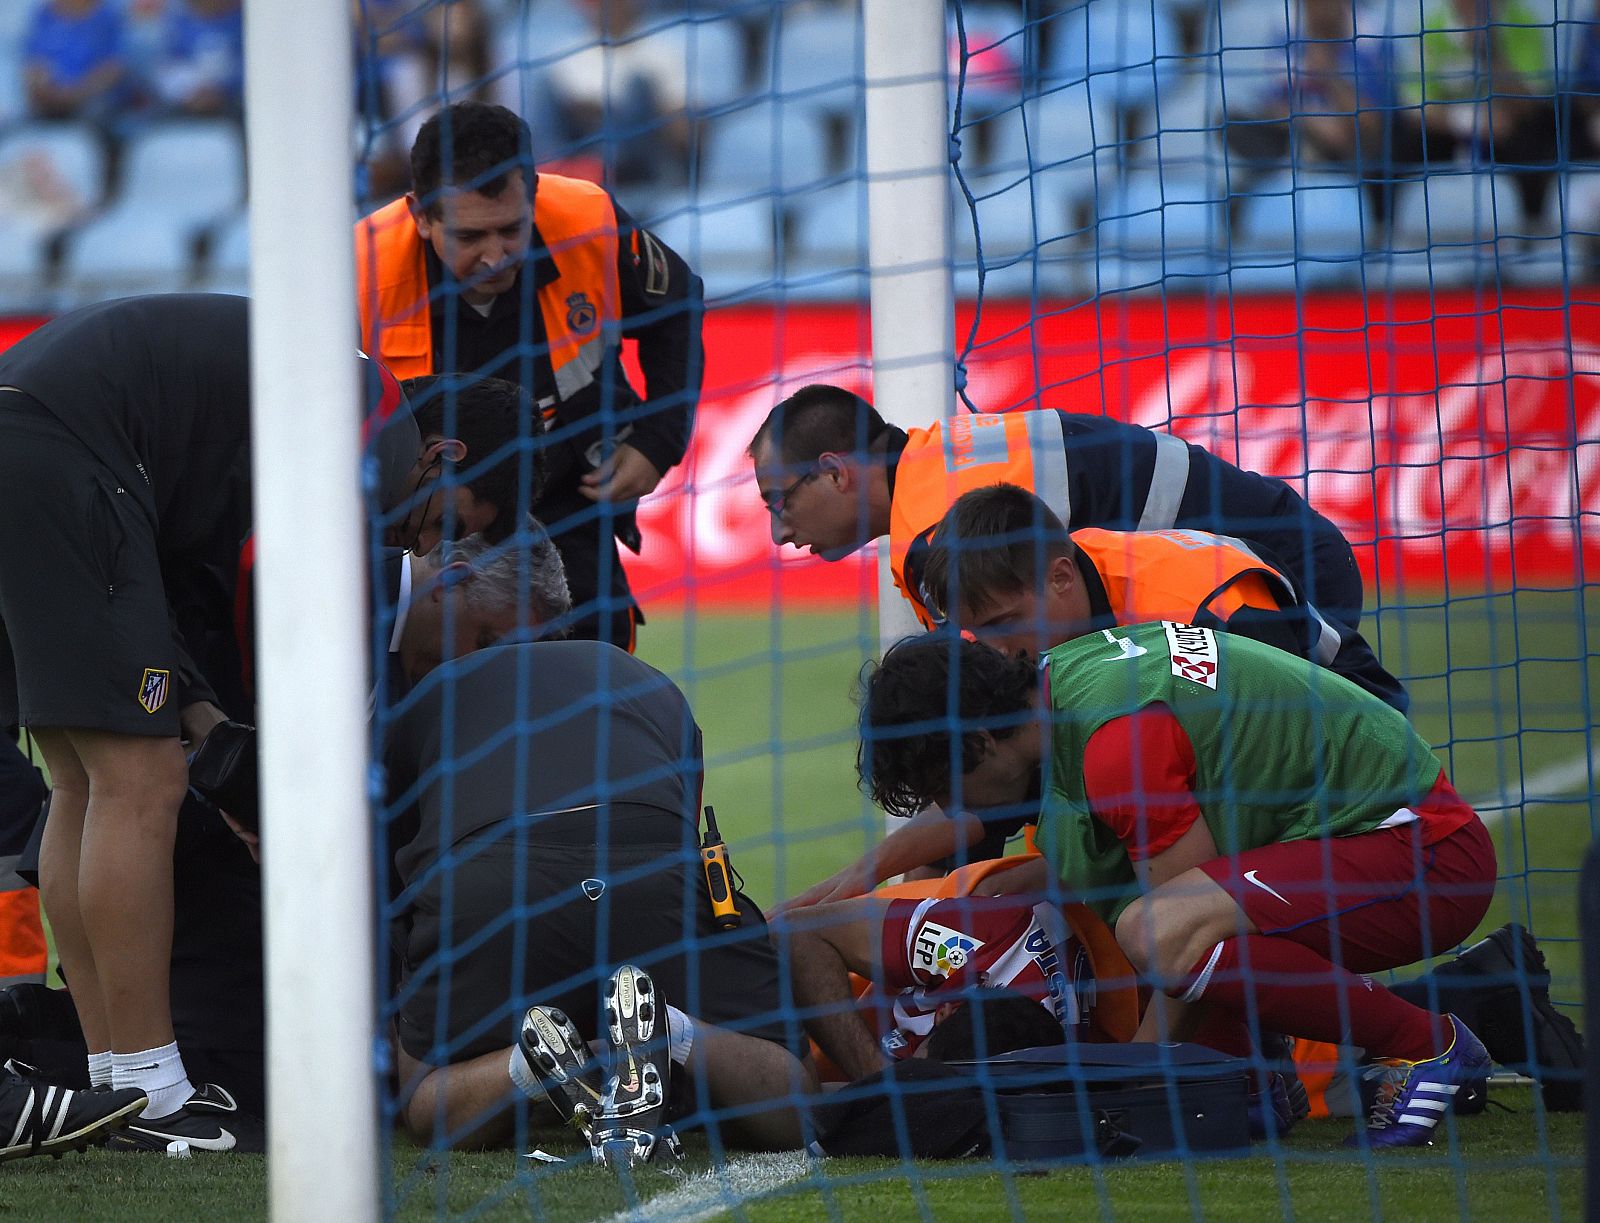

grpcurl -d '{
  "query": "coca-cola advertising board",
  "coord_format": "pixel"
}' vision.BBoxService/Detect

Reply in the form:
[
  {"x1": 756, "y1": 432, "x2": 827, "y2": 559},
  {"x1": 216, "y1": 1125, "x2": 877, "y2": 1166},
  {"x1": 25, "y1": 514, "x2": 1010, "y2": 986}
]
[{"x1": 4, "y1": 289, "x2": 1594, "y2": 607}]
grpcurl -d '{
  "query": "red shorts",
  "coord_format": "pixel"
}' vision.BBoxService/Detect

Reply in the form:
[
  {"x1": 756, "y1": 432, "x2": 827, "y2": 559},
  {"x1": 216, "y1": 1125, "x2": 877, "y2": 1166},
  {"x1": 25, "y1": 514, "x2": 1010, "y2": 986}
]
[{"x1": 1197, "y1": 785, "x2": 1496, "y2": 973}]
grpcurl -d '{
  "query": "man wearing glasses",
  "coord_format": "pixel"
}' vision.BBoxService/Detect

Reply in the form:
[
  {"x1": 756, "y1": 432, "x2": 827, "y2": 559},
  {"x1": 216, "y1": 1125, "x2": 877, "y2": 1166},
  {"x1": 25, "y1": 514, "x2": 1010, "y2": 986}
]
[{"x1": 744, "y1": 384, "x2": 1386, "y2": 707}]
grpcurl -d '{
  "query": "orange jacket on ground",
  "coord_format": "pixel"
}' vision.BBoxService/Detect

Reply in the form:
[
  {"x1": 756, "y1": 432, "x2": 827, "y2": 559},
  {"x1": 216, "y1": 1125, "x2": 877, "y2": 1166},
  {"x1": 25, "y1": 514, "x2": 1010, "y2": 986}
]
[{"x1": 0, "y1": 879, "x2": 46, "y2": 987}]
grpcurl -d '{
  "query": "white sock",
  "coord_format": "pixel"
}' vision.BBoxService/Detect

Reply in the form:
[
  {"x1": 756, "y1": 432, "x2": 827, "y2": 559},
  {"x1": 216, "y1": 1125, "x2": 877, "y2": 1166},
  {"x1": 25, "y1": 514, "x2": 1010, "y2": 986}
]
[
  {"x1": 666, "y1": 1005, "x2": 695, "y2": 1066},
  {"x1": 87, "y1": 1051, "x2": 113, "y2": 1089},
  {"x1": 508, "y1": 1046, "x2": 543, "y2": 1100},
  {"x1": 112, "y1": 1042, "x2": 194, "y2": 1119}
]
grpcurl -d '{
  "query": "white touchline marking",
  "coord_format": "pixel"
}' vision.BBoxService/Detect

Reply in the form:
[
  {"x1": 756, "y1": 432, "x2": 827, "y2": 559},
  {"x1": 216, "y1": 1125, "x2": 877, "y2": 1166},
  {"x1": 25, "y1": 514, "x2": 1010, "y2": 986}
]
[
  {"x1": 1470, "y1": 744, "x2": 1596, "y2": 826},
  {"x1": 596, "y1": 1151, "x2": 812, "y2": 1223}
]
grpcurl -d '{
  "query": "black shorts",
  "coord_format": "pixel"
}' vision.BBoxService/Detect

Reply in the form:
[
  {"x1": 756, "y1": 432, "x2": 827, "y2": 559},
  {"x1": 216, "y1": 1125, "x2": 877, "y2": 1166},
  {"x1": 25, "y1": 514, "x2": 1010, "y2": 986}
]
[
  {"x1": 0, "y1": 393, "x2": 182, "y2": 736},
  {"x1": 393, "y1": 814, "x2": 799, "y2": 1065}
]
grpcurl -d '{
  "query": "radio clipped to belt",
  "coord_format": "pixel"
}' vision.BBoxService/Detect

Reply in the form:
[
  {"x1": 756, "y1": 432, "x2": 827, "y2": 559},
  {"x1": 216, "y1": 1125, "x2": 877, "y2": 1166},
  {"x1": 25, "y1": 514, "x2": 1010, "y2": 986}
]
[{"x1": 701, "y1": 805, "x2": 742, "y2": 931}]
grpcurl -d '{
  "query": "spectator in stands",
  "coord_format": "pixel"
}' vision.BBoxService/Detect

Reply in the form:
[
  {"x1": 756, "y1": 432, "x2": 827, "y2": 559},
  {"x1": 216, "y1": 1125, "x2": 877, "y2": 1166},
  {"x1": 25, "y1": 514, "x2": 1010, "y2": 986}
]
[
  {"x1": 356, "y1": 101, "x2": 704, "y2": 652},
  {"x1": 1390, "y1": 0, "x2": 1566, "y2": 222},
  {"x1": 858, "y1": 626, "x2": 1498, "y2": 1149},
  {"x1": 153, "y1": 0, "x2": 244, "y2": 119},
  {"x1": 22, "y1": 0, "x2": 129, "y2": 125},
  {"x1": 384, "y1": 638, "x2": 814, "y2": 1159},
  {"x1": 1220, "y1": 0, "x2": 1401, "y2": 225},
  {"x1": 543, "y1": 0, "x2": 693, "y2": 186},
  {"x1": 354, "y1": 0, "x2": 492, "y2": 200}
]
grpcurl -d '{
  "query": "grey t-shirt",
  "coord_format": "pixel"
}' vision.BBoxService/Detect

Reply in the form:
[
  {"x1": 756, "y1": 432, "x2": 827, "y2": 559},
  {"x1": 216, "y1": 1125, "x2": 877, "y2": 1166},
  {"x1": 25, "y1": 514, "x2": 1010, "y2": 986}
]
[{"x1": 381, "y1": 639, "x2": 703, "y2": 888}]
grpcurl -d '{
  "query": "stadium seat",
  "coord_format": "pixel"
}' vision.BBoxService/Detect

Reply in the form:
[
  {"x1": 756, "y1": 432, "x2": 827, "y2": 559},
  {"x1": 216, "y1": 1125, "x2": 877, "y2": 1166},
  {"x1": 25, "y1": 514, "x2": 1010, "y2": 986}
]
[
  {"x1": 784, "y1": 180, "x2": 870, "y2": 302},
  {"x1": 1043, "y1": 0, "x2": 1182, "y2": 127},
  {"x1": 200, "y1": 211, "x2": 251, "y2": 296},
  {"x1": 955, "y1": 171, "x2": 1084, "y2": 300},
  {"x1": 0, "y1": 122, "x2": 109, "y2": 238},
  {"x1": 59, "y1": 205, "x2": 193, "y2": 301},
  {"x1": 702, "y1": 100, "x2": 832, "y2": 193},
  {"x1": 116, "y1": 120, "x2": 247, "y2": 239},
  {"x1": 1096, "y1": 171, "x2": 1222, "y2": 275},
  {"x1": 768, "y1": 4, "x2": 861, "y2": 124},
  {"x1": 985, "y1": 84, "x2": 1111, "y2": 211},
  {"x1": 1232, "y1": 171, "x2": 1369, "y2": 288},
  {"x1": 678, "y1": 16, "x2": 747, "y2": 114},
  {"x1": 1392, "y1": 171, "x2": 1522, "y2": 248},
  {"x1": 647, "y1": 191, "x2": 778, "y2": 303}
]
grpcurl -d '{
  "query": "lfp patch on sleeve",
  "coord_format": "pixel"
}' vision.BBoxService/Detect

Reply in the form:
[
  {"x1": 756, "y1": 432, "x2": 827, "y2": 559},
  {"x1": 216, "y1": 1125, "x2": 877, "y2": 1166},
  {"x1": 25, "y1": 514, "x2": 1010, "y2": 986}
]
[
  {"x1": 910, "y1": 920, "x2": 985, "y2": 979},
  {"x1": 1163, "y1": 622, "x2": 1219, "y2": 690}
]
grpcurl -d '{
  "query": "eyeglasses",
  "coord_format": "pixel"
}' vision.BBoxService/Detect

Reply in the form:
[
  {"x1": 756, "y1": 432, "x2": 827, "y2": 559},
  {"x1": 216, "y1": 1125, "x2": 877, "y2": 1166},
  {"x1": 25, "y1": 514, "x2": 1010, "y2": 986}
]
[{"x1": 761, "y1": 466, "x2": 820, "y2": 519}]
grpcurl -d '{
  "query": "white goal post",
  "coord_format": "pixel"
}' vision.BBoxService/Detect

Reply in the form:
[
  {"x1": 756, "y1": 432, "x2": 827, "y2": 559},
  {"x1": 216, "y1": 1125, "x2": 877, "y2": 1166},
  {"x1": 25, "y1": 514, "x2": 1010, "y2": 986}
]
[
  {"x1": 240, "y1": 2, "x2": 953, "y2": 1216},
  {"x1": 243, "y1": 2, "x2": 377, "y2": 1220}
]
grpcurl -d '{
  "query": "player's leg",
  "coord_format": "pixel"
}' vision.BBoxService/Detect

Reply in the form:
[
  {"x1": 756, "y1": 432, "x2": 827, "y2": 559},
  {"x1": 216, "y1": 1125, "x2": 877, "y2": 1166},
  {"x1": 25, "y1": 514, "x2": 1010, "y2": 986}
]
[
  {"x1": 29, "y1": 729, "x2": 109, "y2": 1057},
  {"x1": 1117, "y1": 817, "x2": 1495, "y2": 1056},
  {"x1": 396, "y1": 1040, "x2": 532, "y2": 1149},
  {"x1": 68, "y1": 728, "x2": 189, "y2": 1059},
  {"x1": 668, "y1": 1008, "x2": 815, "y2": 1151}
]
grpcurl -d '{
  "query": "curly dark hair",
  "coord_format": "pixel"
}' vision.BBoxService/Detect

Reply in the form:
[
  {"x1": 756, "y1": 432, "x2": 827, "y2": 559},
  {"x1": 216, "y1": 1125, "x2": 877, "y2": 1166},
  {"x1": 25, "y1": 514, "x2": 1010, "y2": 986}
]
[
  {"x1": 401, "y1": 374, "x2": 544, "y2": 544},
  {"x1": 857, "y1": 634, "x2": 1039, "y2": 818},
  {"x1": 410, "y1": 101, "x2": 534, "y2": 216}
]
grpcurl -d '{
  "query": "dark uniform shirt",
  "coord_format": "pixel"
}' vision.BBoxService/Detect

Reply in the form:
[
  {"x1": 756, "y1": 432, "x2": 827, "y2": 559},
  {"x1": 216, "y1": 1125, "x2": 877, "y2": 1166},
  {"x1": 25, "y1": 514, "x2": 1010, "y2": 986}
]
[
  {"x1": 891, "y1": 411, "x2": 1366, "y2": 630},
  {"x1": 424, "y1": 192, "x2": 702, "y2": 644},
  {"x1": 0, "y1": 294, "x2": 252, "y2": 563}
]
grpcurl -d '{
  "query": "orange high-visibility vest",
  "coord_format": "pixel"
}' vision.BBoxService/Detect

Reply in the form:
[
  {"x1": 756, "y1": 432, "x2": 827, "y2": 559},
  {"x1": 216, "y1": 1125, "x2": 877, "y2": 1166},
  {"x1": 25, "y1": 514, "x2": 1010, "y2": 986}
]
[
  {"x1": 353, "y1": 174, "x2": 622, "y2": 406},
  {"x1": 1074, "y1": 526, "x2": 1296, "y2": 628},
  {"x1": 889, "y1": 412, "x2": 1074, "y2": 628}
]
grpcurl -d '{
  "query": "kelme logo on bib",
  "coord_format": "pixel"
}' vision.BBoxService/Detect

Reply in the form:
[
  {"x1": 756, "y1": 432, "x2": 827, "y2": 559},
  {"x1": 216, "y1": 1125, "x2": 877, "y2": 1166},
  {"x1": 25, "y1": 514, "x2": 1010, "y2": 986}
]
[{"x1": 1163, "y1": 622, "x2": 1219, "y2": 689}]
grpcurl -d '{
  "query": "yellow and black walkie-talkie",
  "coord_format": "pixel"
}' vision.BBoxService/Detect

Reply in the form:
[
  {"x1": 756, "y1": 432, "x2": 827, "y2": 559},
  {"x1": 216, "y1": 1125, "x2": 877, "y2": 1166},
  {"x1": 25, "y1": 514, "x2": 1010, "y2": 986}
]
[{"x1": 701, "y1": 805, "x2": 742, "y2": 930}]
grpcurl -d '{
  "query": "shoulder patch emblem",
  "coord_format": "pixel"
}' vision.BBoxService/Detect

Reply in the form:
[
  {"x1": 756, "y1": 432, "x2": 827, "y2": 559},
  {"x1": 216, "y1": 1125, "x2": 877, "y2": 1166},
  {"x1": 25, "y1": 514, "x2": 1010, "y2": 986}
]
[
  {"x1": 1163, "y1": 621, "x2": 1219, "y2": 689},
  {"x1": 138, "y1": 668, "x2": 170, "y2": 714},
  {"x1": 565, "y1": 292, "x2": 597, "y2": 334},
  {"x1": 637, "y1": 229, "x2": 670, "y2": 297}
]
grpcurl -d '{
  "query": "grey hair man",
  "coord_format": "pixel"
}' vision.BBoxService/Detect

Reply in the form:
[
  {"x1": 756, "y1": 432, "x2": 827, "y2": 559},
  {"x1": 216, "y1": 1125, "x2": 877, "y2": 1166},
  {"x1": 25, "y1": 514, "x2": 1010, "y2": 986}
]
[{"x1": 389, "y1": 516, "x2": 572, "y2": 690}]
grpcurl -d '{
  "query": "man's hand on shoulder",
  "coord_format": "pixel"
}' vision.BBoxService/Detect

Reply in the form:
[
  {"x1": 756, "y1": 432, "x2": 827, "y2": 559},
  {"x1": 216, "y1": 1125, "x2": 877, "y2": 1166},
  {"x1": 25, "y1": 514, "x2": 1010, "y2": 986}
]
[{"x1": 579, "y1": 442, "x2": 664, "y2": 504}]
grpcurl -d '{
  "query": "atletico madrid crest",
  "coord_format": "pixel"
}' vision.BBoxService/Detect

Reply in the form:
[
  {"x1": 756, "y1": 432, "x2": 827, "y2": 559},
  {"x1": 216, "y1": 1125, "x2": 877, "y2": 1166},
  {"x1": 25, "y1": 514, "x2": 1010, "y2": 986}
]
[{"x1": 138, "y1": 668, "x2": 170, "y2": 714}]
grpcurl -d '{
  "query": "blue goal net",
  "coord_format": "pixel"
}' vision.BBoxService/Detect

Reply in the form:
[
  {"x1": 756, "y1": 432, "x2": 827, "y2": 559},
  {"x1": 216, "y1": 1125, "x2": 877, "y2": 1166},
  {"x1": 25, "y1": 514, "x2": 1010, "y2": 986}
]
[{"x1": 345, "y1": 1, "x2": 1594, "y2": 1218}]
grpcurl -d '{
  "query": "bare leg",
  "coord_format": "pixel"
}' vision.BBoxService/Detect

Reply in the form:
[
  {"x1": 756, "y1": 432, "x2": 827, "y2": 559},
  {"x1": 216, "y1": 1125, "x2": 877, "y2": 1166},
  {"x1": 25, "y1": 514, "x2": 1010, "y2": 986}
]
[
  {"x1": 32, "y1": 728, "x2": 109, "y2": 1053},
  {"x1": 398, "y1": 1031, "x2": 815, "y2": 1152},
  {"x1": 774, "y1": 898, "x2": 894, "y2": 1083},
  {"x1": 68, "y1": 729, "x2": 188, "y2": 1054},
  {"x1": 678, "y1": 1020, "x2": 817, "y2": 1151},
  {"x1": 396, "y1": 1043, "x2": 562, "y2": 1149}
]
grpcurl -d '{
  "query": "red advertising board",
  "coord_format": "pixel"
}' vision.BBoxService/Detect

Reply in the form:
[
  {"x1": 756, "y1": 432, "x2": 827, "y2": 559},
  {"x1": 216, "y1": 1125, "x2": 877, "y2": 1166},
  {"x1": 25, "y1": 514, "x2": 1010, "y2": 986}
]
[
  {"x1": 6, "y1": 290, "x2": 1595, "y2": 606},
  {"x1": 630, "y1": 290, "x2": 1600, "y2": 605}
]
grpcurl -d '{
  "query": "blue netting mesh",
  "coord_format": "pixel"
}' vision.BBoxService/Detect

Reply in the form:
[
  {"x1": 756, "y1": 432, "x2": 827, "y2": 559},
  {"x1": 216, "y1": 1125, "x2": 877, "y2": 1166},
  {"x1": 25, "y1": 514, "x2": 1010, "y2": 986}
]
[{"x1": 335, "y1": 0, "x2": 1594, "y2": 1217}]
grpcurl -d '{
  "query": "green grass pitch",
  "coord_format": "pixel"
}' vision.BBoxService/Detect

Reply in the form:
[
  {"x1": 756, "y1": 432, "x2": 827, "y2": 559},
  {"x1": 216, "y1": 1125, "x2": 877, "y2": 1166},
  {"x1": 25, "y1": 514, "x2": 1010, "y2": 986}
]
[{"x1": 6, "y1": 591, "x2": 1592, "y2": 1221}]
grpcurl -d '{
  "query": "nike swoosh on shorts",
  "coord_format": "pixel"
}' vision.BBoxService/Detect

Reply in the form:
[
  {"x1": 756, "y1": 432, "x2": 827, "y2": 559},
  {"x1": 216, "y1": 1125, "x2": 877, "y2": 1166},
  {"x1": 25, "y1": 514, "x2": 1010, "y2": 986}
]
[{"x1": 1244, "y1": 870, "x2": 1292, "y2": 906}]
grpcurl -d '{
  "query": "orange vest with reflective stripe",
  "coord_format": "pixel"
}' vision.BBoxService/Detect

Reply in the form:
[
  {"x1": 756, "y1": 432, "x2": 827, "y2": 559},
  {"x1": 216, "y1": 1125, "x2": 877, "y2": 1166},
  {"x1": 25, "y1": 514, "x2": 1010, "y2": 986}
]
[
  {"x1": 889, "y1": 411, "x2": 1073, "y2": 629},
  {"x1": 1075, "y1": 527, "x2": 1295, "y2": 627},
  {"x1": 353, "y1": 175, "x2": 622, "y2": 401}
]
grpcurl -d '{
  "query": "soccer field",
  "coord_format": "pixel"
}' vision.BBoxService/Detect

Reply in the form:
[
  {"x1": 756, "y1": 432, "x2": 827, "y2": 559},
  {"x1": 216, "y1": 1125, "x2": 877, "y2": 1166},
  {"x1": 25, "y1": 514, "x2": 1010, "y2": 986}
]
[{"x1": 6, "y1": 593, "x2": 1592, "y2": 1222}]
